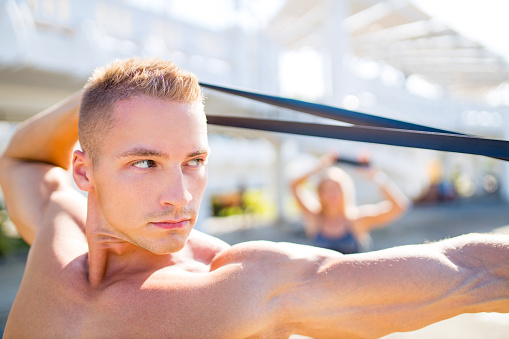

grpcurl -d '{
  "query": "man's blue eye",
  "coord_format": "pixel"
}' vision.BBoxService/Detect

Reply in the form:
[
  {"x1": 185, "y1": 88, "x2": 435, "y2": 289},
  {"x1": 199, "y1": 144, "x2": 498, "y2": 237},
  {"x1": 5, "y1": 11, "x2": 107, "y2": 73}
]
[{"x1": 133, "y1": 160, "x2": 156, "y2": 168}]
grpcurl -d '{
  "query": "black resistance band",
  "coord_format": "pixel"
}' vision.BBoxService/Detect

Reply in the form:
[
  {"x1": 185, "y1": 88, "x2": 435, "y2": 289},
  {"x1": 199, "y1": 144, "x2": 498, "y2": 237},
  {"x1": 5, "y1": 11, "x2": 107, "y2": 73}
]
[
  {"x1": 201, "y1": 83, "x2": 509, "y2": 161},
  {"x1": 207, "y1": 116, "x2": 509, "y2": 160},
  {"x1": 200, "y1": 83, "x2": 463, "y2": 135}
]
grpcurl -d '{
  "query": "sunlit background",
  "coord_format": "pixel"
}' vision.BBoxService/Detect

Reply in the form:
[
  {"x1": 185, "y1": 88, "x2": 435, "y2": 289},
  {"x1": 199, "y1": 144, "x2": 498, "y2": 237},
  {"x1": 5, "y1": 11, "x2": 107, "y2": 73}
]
[{"x1": 2, "y1": 0, "x2": 509, "y2": 336}]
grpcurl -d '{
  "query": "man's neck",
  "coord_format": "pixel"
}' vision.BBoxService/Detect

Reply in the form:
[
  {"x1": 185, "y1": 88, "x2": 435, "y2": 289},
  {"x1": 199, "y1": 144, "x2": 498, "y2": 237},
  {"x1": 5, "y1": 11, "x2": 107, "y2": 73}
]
[
  {"x1": 86, "y1": 230, "x2": 170, "y2": 287},
  {"x1": 86, "y1": 230, "x2": 211, "y2": 288},
  {"x1": 84, "y1": 199, "x2": 178, "y2": 287}
]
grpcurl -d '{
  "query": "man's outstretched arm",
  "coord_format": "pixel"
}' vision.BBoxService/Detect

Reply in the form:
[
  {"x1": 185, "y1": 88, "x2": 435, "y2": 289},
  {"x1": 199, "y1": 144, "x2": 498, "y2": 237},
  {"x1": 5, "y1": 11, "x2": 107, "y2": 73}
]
[
  {"x1": 281, "y1": 233, "x2": 509, "y2": 338},
  {"x1": 0, "y1": 91, "x2": 85, "y2": 245},
  {"x1": 219, "y1": 234, "x2": 509, "y2": 338}
]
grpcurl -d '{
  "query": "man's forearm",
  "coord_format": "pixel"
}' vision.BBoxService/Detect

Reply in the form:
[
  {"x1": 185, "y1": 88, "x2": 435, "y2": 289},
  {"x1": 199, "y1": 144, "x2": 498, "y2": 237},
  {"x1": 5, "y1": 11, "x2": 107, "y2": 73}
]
[
  {"x1": 3, "y1": 91, "x2": 81, "y2": 170},
  {"x1": 308, "y1": 233, "x2": 509, "y2": 338},
  {"x1": 442, "y1": 233, "x2": 509, "y2": 314}
]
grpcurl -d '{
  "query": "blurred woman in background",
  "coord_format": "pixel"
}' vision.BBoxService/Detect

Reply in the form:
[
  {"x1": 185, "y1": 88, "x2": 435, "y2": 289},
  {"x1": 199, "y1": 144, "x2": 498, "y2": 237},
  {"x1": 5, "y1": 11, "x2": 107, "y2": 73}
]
[{"x1": 290, "y1": 153, "x2": 411, "y2": 253}]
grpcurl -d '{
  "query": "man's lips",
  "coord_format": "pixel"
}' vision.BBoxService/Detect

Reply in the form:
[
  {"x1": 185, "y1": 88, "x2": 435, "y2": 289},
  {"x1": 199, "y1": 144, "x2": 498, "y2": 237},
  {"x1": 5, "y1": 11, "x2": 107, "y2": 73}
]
[{"x1": 150, "y1": 218, "x2": 190, "y2": 230}]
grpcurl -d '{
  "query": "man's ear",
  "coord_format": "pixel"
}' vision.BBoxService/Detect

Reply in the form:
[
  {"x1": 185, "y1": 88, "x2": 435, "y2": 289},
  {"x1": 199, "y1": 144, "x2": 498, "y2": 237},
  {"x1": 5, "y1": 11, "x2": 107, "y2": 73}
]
[{"x1": 72, "y1": 150, "x2": 94, "y2": 192}]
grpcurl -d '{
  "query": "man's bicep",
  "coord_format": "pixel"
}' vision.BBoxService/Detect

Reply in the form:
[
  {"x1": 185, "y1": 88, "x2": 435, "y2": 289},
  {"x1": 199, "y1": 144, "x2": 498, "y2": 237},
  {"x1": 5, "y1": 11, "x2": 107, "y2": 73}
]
[
  {"x1": 288, "y1": 242, "x2": 476, "y2": 338},
  {"x1": 0, "y1": 159, "x2": 86, "y2": 244}
]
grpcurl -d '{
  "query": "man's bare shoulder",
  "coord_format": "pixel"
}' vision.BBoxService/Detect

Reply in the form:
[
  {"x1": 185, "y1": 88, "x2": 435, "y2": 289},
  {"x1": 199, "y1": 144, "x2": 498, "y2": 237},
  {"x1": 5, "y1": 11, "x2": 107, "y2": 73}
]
[
  {"x1": 211, "y1": 240, "x2": 342, "y2": 277},
  {"x1": 79, "y1": 243, "x2": 300, "y2": 339},
  {"x1": 186, "y1": 229, "x2": 230, "y2": 262},
  {"x1": 4, "y1": 251, "x2": 90, "y2": 338},
  {"x1": 185, "y1": 230, "x2": 340, "y2": 270}
]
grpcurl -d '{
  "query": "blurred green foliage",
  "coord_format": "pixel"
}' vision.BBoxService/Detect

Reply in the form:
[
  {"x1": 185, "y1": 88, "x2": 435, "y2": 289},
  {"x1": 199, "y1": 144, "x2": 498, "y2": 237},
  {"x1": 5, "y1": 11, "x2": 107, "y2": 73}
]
[
  {"x1": 211, "y1": 189, "x2": 276, "y2": 218},
  {"x1": 0, "y1": 205, "x2": 28, "y2": 257}
]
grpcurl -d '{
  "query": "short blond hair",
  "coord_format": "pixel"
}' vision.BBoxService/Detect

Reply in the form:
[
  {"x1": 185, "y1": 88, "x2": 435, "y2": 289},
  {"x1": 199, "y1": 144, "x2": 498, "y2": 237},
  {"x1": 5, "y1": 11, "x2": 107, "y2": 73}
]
[{"x1": 79, "y1": 57, "x2": 203, "y2": 162}]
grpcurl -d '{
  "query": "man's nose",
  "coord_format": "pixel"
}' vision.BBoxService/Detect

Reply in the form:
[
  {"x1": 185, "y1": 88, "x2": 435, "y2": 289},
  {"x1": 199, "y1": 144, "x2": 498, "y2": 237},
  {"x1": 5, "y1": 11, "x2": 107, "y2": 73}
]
[{"x1": 160, "y1": 167, "x2": 192, "y2": 208}]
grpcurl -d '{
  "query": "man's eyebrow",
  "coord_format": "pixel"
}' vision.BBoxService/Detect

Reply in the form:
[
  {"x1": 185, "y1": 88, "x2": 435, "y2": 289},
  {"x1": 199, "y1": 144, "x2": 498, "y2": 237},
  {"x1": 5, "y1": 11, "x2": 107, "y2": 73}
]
[
  {"x1": 117, "y1": 148, "x2": 169, "y2": 159},
  {"x1": 117, "y1": 147, "x2": 210, "y2": 159},
  {"x1": 187, "y1": 148, "x2": 210, "y2": 158}
]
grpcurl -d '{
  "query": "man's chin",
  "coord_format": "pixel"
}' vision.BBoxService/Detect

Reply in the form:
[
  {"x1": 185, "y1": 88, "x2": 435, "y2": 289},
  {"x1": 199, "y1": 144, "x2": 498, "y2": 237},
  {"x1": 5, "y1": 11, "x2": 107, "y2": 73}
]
[
  {"x1": 149, "y1": 244, "x2": 186, "y2": 255},
  {"x1": 144, "y1": 234, "x2": 189, "y2": 255}
]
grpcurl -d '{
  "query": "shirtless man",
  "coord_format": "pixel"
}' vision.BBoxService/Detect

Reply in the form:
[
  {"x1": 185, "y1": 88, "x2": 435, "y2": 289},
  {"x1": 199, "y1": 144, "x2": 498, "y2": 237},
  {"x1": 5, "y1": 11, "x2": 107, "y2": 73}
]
[{"x1": 1, "y1": 57, "x2": 508, "y2": 339}]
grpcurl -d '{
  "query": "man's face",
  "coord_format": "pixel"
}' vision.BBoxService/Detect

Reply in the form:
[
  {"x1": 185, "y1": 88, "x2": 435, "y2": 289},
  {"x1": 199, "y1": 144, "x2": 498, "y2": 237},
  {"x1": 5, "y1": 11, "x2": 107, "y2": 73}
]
[{"x1": 89, "y1": 96, "x2": 209, "y2": 254}]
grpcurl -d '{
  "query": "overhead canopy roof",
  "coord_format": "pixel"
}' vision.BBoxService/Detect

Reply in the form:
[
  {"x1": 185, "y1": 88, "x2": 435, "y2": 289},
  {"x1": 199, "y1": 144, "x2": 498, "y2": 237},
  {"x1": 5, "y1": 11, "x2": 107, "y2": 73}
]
[{"x1": 266, "y1": 0, "x2": 509, "y2": 101}]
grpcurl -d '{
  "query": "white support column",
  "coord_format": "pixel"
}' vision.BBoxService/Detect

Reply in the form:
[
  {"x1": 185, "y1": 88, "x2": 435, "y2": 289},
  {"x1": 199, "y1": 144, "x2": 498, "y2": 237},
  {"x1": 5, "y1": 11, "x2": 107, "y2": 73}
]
[
  {"x1": 265, "y1": 135, "x2": 286, "y2": 227},
  {"x1": 501, "y1": 126, "x2": 509, "y2": 202},
  {"x1": 323, "y1": 0, "x2": 351, "y2": 107},
  {"x1": 500, "y1": 161, "x2": 509, "y2": 201},
  {"x1": 269, "y1": 136, "x2": 281, "y2": 226},
  {"x1": 231, "y1": 26, "x2": 250, "y2": 88}
]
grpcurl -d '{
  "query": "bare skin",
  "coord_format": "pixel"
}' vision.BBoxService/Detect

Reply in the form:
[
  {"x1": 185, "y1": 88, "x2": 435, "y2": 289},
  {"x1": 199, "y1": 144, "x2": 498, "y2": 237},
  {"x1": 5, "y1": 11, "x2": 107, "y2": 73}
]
[{"x1": 1, "y1": 93, "x2": 508, "y2": 339}]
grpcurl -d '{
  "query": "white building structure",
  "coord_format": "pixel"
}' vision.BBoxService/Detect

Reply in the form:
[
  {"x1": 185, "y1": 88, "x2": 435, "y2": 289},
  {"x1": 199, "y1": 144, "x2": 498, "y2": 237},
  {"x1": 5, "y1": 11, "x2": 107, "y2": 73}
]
[{"x1": 1, "y1": 0, "x2": 509, "y2": 228}]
